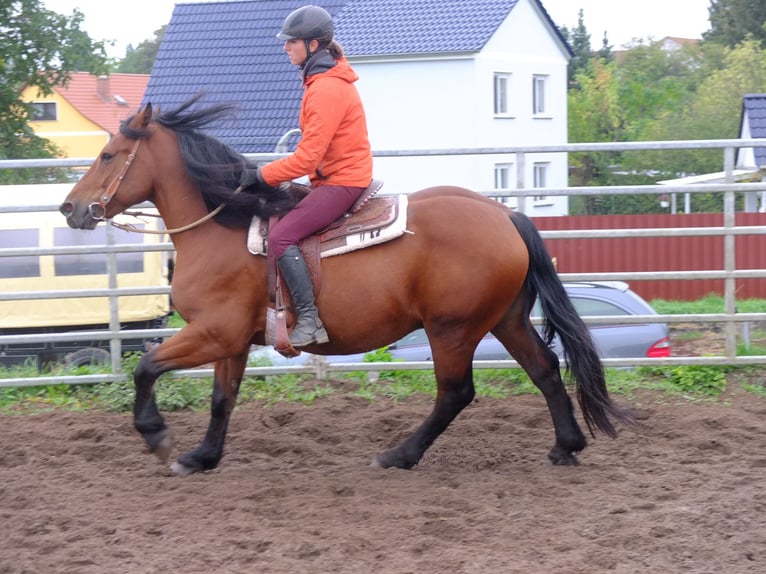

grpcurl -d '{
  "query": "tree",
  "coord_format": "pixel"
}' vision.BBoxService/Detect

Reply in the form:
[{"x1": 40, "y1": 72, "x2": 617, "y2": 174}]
[
  {"x1": 0, "y1": 0, "x2": 108, "y2": 182},
  {"x1": 638, "y1": 39, "x2": 766, "y2": 177},
  {"x1": 116, "y1": 26, "x2": 166, "y2": 74},
  {"x1": 615, "y1": 42, "x2": 706, "y2": 139},
  {"x1": 559, "y1": 10, "x2": 594, "y2": 88},
  {"x1": 704, "y1": 0, "x2": 766, "y2": 48}
]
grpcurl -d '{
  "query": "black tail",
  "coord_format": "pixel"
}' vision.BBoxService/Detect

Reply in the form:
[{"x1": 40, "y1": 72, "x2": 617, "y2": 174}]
[{"x1": 509, "y1": 211, "x2": 634, "y2": 437}]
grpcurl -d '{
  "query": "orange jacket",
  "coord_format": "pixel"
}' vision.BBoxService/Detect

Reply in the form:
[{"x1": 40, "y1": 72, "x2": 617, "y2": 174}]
[{"x1": 261, "y1": 58, "x2": 373, "y2": 188}]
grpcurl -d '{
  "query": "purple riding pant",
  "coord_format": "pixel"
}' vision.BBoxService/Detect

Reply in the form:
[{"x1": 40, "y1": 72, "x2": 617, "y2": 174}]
[{"x1": 269, "y1": 184, "x2": 365, "y2": 259}]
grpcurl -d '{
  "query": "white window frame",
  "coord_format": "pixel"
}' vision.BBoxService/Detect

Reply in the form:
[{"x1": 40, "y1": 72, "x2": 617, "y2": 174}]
[
  {"x1": 493, "y1": 73, "x2": 512, "y2": 117},
  {"x1": 533, "y1": 162, "x2": 552, "y2": 204},
  {"x1": 532, "y1": 74, "x2": 548, "y2": 116},
  {"x1": 491, "y1": 163, "x2": 514, "y2": 205}
]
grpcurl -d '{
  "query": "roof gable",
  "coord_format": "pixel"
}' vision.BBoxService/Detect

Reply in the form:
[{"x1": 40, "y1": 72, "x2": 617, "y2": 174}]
[
  {"x1": 335, "y1": 0, "x2": 521, "y2": 56},
  {"x1": 56, "y1": 72, "x2": 149, "y2": 134},
  {"x1": 145, "y1": 0, "x2": 569, "y2": 153},
  {"x1": 741, "y1": 94, "x2": 766, "y2": 167}
]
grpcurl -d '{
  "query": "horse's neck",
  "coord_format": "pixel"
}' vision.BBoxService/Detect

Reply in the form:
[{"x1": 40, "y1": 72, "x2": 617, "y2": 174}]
[{"x1": 152, "y1": 182, "x2": 213, "y2": 243}]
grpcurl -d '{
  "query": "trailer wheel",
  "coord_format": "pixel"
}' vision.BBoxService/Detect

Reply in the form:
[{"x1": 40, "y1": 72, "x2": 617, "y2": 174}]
[{"x1": 64, "y1": 347, "x2": 111, "y2": 367}]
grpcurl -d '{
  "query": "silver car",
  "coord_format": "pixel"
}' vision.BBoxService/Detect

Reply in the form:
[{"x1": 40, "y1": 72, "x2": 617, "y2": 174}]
[{"x1": 249, "y1": 281, "x2": 670, "y2": 365}]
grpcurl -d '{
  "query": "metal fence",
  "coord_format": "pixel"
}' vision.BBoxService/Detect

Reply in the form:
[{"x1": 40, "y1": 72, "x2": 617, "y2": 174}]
[{"x1": 1, "y1": 138, "x2": 765, "y2": 388}]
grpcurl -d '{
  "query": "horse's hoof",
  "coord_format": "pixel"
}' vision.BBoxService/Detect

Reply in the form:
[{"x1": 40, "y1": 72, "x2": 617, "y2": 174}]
[
  {"x1": 548, "y1": 445, "x2": 580, "y2": 466},
  {"x1": 149, "y1": 429, "x2": 174, "y2": 463},
  {"x1": 372, "y1": 449, "x2": 415, "y2": 470},
  {"x1": 169, "y1": 460, "x2": 197, "y2": 476}
]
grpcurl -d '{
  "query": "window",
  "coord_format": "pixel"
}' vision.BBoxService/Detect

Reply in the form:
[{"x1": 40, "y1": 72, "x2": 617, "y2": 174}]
[
  {"x1": 491, "y1": 163, "x2": 513, "y2": 204},
  {"x1": 533, "y1": 162, "x2": 549, "y2": 202},
  {"x1": 532, "y1": 75, "x2": 548, "y2": 115},
  {"x1": 0, "y1": 229, "x2": 40, "y2": 278},
  {"x1": 570, "y1": 298, "x2": 628, "y2": 317},
  {"x1": 494, "y1": 163, "x2": 512, "y2": 190},
  {"x1": 54, "y1": 226, "x2": 144, "y2": 276},
  {"x1": 29, "y1": 102, "x2": 57, "y2": 122},
  {"x1": 493, "y1": 73, "x2": 511, "y2": 115}
]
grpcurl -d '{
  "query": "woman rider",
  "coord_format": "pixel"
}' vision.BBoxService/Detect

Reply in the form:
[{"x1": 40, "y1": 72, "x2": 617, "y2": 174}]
[{"x1": 241, "y1": 5, "x2": 374, "y2": 347}]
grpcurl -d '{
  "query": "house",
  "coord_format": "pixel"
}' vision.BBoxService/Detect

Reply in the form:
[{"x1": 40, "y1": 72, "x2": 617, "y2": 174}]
[
  {"x1": 658, "y1": 36, "x2": 700, "y2": 51},
  {"x1": 20, "y1": 73, "x2": 149, "y2": 158},
  {"x1": 145, "y1": 0, "x2": 572, "y2": 214},
  {"x1": 737, "y1": 94, "x2": 766, "y2": 170},
  {"x1": 736, "y1": 93, "x2": 766, "y2": 212},
  {"x1": 659, "y1": 93, "x2": 766, "y2": 213}
]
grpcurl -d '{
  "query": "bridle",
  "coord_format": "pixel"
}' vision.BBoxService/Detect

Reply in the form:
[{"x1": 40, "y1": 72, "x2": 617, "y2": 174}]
[
  {"x1": 88, "y1": 136, "x2": 243, "y2": 236},
  {"x1": 88, "y1": 138, "x2": 142, "y2": 221}
]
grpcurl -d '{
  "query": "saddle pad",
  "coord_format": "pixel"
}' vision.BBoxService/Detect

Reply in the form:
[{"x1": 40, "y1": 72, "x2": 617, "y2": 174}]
[{"x1": 247, "y1": 194, "x2": 409, "y2": 258}]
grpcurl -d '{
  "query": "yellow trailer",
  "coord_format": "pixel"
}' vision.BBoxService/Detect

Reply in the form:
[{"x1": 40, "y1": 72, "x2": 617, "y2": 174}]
[{"x1": 0, "y1": 184, "x2": 171, "y2": 368}]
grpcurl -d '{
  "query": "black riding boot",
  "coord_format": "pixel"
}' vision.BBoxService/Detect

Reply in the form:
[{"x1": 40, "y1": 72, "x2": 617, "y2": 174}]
[{"x1": 277, "y1": 245, "x2": 329, "y2": 347}]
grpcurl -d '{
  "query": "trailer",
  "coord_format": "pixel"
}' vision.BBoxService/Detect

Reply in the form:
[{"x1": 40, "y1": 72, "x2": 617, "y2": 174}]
[{"x1": 0, "y1": 184, "x2": 171, "y2": 369}]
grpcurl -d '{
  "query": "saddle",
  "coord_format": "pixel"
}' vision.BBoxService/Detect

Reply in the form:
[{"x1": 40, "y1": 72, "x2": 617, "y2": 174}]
[{"x1": 246, "y1": 180, "x2": 410, "y2": 356}]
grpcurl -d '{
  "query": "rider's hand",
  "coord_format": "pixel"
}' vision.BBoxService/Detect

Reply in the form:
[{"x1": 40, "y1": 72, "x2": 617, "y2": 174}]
[{"x1": 239, "y1": 167, "x2": 263, "y2": 188}]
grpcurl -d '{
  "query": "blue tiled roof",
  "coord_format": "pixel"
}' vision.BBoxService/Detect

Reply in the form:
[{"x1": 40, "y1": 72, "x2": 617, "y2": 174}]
[
  {"x1": 742, "y1": 94, "x2": 766, "y2": 167},
  {"x1": 145, "y1": 0, "x2": 568, "y2": 153},
  {"x1": 334, "y1": 0, "x2": 520, "y2": 55}
]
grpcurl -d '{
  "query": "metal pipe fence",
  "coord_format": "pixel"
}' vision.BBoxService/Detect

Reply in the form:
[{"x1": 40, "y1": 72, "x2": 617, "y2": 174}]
[{"x1": 1, "y1": 138, "x2": 765, "y2": 387}]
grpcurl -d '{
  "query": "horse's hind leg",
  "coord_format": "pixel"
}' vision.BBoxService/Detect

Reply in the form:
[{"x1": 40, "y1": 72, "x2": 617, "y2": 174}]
[
  {"x1": 170, "y1": 351, "x2": 249, "y2": 476},
  {"x1": 373, "y1": 345, "x2": 476, "y2": 470},
  {"x1": 492, "y1": 315, "x2": 588, "y2": 465}
]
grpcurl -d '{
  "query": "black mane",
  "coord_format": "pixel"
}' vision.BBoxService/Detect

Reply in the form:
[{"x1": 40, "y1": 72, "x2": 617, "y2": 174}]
[{"x1": 121, "y1": 95, "x2": 297, "y2": 228}]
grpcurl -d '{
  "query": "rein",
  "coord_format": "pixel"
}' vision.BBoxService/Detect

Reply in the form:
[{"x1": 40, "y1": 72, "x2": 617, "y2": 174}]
[{"x1": 111, "y1": 185, "x2": 243, "y2": 236}]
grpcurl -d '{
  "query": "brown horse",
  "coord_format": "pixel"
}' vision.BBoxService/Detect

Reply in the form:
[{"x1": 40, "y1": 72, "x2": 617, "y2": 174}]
[{"x1": 60, "y1": 97, "x2": 632, "y2": 476}]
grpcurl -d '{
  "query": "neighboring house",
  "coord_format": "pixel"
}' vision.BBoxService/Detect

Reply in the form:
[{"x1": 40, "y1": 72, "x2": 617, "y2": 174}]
[
  {"x1": 658, "y1": 36, "x2": 699, "y2": 51},
  {"x1": 20, "y1": 73, "x2": 149, "y2": 158},
  {"x1": 145, "y1": 0, "x2": 572, "y2": 215},
  {"x1": 659, "y1": 93, "x2": 766, "y2": 213},
  {"x1": 737, "y1": 94, "x2": 766, "y2": 170},
  {"x1": 737, "y1": 93, "x2": 766, "y2": 212}
]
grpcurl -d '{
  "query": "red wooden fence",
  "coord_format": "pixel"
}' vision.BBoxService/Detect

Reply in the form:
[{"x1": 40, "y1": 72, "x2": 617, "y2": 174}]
[{"x1": 531, "y1": 213, "x2": 766, "y2": 301}]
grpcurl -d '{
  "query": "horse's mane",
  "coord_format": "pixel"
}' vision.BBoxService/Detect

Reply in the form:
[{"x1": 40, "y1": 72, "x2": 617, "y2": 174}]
[{"x1": 121, "y1": 95, "x2": 298, "y2": 228}]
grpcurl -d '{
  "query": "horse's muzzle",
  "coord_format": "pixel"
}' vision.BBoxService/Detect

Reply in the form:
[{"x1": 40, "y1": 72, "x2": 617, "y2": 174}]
[{"x1": 59, "y1": 201, "x2": 100, "y2": 230}]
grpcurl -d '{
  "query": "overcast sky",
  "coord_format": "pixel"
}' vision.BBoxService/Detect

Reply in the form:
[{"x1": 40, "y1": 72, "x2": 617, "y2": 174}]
[{"x1": 42, "y1": 0, "x2": 711, "y2": 58}]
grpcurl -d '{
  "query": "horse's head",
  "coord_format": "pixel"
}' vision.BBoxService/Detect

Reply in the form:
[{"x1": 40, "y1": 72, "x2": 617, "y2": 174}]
[{"x1": 60, "y1": 104, "x2": 156, "y2": 229}]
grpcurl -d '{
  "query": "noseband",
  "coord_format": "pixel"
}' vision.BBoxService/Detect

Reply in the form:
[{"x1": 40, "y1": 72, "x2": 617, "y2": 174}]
[{"x1": 88, "y1": 138, "x2": 142, "y2": 220}]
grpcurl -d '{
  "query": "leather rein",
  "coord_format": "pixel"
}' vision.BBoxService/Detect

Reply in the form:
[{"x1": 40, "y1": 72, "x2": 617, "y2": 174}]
[{"x1": 91, "y1": 137, "x2": 242, "y2": 236}]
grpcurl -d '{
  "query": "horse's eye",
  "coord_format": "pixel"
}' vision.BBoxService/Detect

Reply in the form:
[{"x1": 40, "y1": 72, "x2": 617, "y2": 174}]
[{"x1": 101, "y1": 152, "x2": 114, "y2": 163}]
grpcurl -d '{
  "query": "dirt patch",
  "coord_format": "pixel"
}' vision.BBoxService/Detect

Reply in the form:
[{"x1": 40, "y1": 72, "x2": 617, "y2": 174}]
[
  {"x1": 1, "y1": 383, "x2": 764, "y2": 574},
  {"x1": 670, "y1": 322, "x2": 766, "y2": 357}
]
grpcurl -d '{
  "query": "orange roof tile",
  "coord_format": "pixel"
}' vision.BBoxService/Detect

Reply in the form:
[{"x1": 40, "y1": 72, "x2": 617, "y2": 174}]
[{"x1": 56, "y1": 72, "x2": 149, "y2": 135}]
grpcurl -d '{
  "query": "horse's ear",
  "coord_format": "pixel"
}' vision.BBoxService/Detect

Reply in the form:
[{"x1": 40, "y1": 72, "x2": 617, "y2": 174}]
[{"x1": 136, "y1": 102, "x2": 153, "y2": 128}]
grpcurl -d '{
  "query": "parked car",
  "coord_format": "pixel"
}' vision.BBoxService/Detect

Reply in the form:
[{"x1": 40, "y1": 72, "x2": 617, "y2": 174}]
[{"x1": 249, "y1": 281, "x2": 669, "y2": 366}]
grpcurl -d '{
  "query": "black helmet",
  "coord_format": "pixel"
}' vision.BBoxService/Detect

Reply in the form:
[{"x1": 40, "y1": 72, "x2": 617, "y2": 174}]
[{"x1": 277, "y1": 5, "x2": 334, "y2": 41}]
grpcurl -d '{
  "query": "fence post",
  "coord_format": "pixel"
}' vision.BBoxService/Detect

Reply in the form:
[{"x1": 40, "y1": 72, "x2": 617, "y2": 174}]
[
  {"x1": 106, "y1": 223, "x2": 123, "y2": 374},
  {"x1": 516, "y1": 152, "x2": 526, "y2": 213},
  {"x1": 723, "y1": 146, "x2": 737, "y2": 359}
]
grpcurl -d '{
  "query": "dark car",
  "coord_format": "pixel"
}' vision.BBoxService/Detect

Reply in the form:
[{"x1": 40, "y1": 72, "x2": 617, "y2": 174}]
[{"x1": 249, "y1": 281, "x2": 669, "y2": 365}]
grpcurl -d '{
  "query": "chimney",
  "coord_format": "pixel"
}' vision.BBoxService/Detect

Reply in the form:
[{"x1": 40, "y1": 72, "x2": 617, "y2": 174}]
[{"x1": 96, "y1": 75, "x2": 110, "y2": 102}]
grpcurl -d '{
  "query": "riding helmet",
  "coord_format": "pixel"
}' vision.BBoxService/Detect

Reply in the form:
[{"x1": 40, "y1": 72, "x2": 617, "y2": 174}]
[{"x1": 277, "y1": 5, "x2": 334, "y2": 41}]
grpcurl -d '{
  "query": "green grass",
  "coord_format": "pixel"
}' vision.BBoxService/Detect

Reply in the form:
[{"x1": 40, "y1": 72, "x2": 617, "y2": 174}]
[{"x1": 650, "y1": 293, "x2": 766, "y2": 314}]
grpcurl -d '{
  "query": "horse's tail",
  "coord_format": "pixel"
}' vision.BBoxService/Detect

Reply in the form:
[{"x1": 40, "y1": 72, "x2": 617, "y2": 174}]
[{"x1": 509, "y1": 211, "x2": 634, "y2": 437}]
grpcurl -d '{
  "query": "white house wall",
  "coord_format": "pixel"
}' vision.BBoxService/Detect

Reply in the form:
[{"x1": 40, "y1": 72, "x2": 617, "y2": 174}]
[
  {"x1": 737, "y1": 113, "x2": 756, "y2": 168},
  {"x1": 351, "y1": 0, "x2": 569, "y2": 215}
]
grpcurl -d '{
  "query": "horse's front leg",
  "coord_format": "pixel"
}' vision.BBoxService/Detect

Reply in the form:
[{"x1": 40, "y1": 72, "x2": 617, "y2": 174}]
[
  {"x1": 133, "y1": 346, "x2": 174, "y2": 462},
  {"x1": 170, "y1": 350, "x2": 249, "y2": 476},
  {"x1": 132, "y1": 321, "x2": 253, "y2": 468}
]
